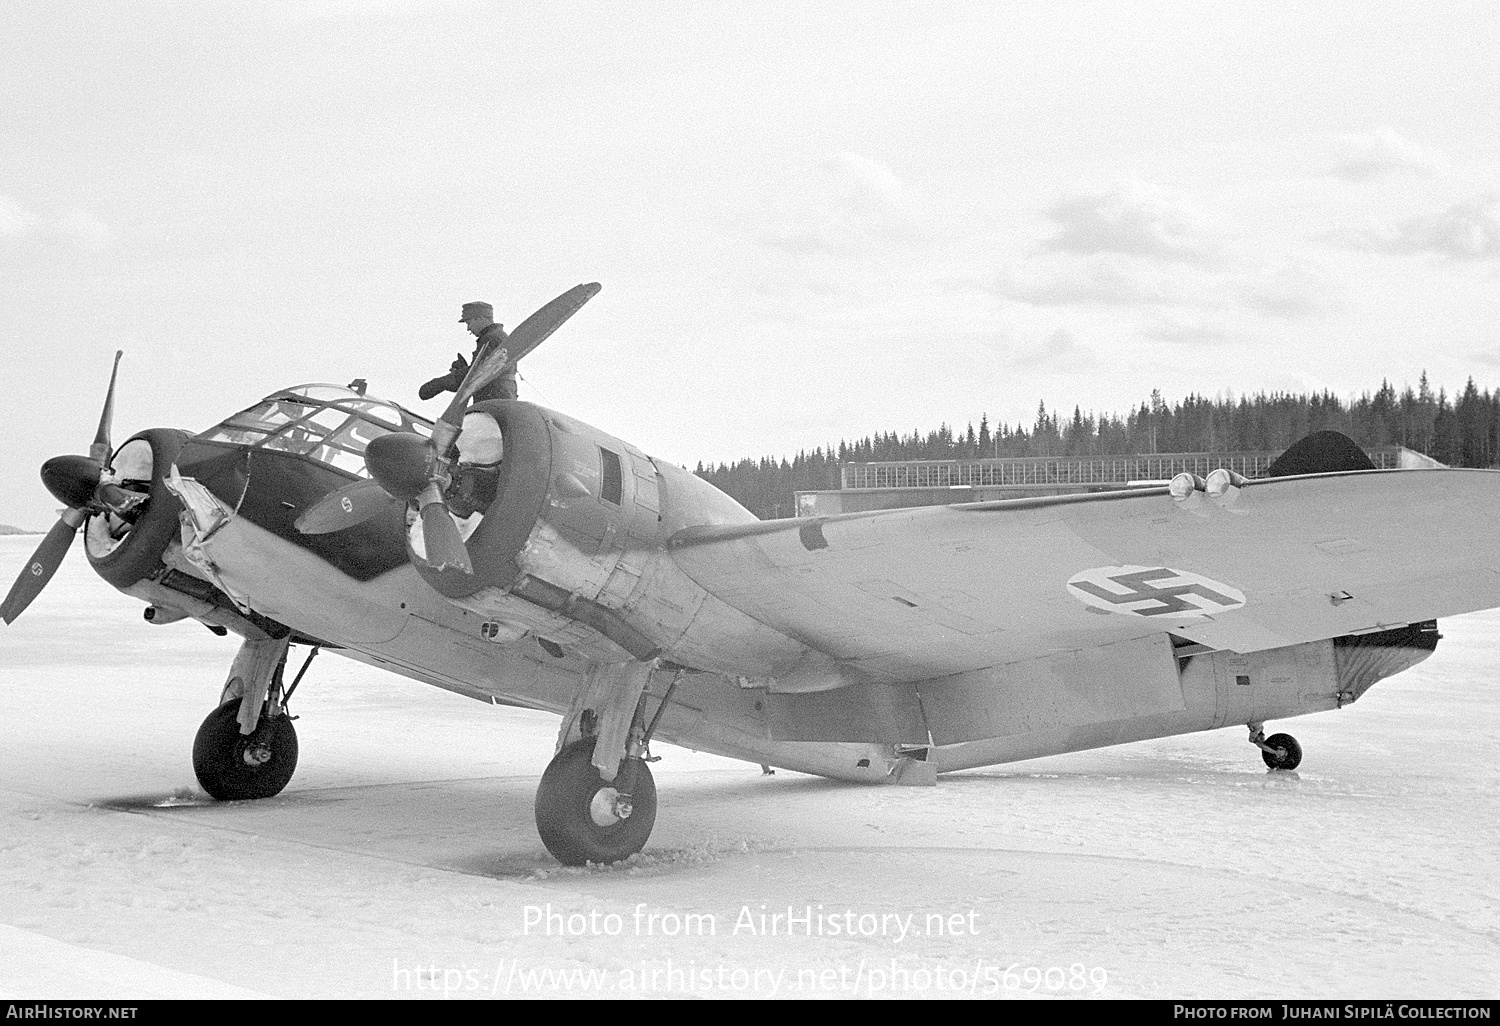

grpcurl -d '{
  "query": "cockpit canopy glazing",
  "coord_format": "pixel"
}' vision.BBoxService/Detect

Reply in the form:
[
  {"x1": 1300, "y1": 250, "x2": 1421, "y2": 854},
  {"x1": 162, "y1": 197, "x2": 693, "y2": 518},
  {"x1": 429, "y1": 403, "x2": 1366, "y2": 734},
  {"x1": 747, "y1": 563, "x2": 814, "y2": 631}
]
[{"x1": 195, "y1": 384, "x2": 433, "y2": 478}]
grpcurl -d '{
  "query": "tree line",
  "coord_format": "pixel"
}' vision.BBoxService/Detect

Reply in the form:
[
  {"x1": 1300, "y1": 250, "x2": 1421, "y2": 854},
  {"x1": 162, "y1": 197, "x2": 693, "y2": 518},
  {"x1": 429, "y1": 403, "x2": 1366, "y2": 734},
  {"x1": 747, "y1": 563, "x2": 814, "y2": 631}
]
[{"x1": 694, "y1": 373, "x2": 1500, "y2": 520}]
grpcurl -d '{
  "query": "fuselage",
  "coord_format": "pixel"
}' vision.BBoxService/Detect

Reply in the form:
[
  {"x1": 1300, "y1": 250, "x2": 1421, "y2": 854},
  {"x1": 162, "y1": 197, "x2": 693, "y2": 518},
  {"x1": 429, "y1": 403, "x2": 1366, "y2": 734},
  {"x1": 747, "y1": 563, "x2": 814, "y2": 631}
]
[
  {"x1": 84, "y1": 384, "x2": 1440, "y2": 784},
  {"x1": 91, "y1": 386, "x2": 930, "y2": 781}
]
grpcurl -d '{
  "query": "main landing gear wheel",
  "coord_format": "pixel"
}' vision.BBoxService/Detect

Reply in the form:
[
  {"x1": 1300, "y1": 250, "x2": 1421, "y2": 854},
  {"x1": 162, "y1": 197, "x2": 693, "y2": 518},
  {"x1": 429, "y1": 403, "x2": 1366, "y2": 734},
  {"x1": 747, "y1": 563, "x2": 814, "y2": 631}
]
[
  {"x1": 192, "y1": 699, "x2": 299, "y2": 800},
  {"x1": 1260, "y1": 732, "x2": 1302, "y2": 771},
  {"x1": 534, "y1": 736, "x2": 657, "y2": 866}
]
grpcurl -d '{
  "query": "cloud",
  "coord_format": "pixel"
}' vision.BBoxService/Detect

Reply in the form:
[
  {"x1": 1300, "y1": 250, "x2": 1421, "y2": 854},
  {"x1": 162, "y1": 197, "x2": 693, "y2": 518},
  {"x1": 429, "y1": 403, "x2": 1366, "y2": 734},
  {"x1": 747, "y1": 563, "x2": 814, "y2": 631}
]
[
  {"x1": 1000, "y1": 249, "x2": 1337, "y2": 321},
  {"x1": 1327, "y1": 194, "x2": 1499, "y2": 259},
  {"x1": 1240, "y1": 259, "x2": 1341, "y2": 317},
  {"x1": 1330, "y1": 127, "x2": 1450, "y2": 181},
  {"x1": 0, "y1": 195, "x2": 38, "y2": 236},
  {"x1": 58, "y1": 209, "x2": 113, "y2": 252},
  {"x1": 1, "y1": 198, "x2": 113, "y2": 251},
  {"x1": 828, "y1": 152, "x2": 905, "y2": 205},
  {"x1": 1141, "y1": 320, "x2": 1242, "y2": 347},
  {"x1": 999, "y1": 255, "x2": 1195, "y2": 308},
  {"x1": 1005, "y1": 327, "x2": 1096, "y2": 372},
  {"x1": 1038, "y1": 181, "x2": 1217, "y2": 266},
  {"x1": 1395, "y1": 196, "x2": 1499, "y2": 258},
  {"x1": 757, "y1": 152, "x2": 923, "y2": 257}
]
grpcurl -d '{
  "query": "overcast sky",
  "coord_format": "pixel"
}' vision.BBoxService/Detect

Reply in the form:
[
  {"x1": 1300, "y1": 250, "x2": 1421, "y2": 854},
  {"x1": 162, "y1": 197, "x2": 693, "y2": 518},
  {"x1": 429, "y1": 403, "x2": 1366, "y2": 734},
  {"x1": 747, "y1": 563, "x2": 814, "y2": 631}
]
[{"x1": 3, "y1": 1, "x2": 1498, "y2": 528}]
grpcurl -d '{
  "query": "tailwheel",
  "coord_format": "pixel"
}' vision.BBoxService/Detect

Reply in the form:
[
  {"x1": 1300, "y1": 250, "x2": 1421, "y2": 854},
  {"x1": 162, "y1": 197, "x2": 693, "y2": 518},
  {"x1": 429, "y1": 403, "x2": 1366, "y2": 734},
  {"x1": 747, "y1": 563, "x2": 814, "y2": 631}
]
[
  {"x1": 1249, "y1": 723, "x2": 1302, "y2": 771},
  {"x1": 1259, "y1": 732, "x2": 1302, "y2": 771},
  {"x1": 534, "y1": 737, "x2": 657, "y2": 865},
  {"x1": 192, "y1": 699, "x2": 299, "y2": 800}
]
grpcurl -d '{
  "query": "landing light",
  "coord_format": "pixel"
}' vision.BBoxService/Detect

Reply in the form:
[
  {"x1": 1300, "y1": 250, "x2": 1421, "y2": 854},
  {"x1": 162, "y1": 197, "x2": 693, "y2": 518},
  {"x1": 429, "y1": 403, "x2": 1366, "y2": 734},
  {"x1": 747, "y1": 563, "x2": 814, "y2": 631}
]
[
  {"x1": 1169, "y1": 473, "x2": 1205, "y2": 501},
  {"x1": 1205, "y1": 467, "x2": 1247, "y2": 499}
]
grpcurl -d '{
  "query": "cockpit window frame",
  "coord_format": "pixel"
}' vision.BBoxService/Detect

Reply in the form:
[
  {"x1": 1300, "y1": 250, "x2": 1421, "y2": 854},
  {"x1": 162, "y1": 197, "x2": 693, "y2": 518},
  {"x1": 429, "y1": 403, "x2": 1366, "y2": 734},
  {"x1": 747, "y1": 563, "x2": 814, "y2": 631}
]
[{"x1": 194, "y1": 383, "x2": 436, "y2": 479}]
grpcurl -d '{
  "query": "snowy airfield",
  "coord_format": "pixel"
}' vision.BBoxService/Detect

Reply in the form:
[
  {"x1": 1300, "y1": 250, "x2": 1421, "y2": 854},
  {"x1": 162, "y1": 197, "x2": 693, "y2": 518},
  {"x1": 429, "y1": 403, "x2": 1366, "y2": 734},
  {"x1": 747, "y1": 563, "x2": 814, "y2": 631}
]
[{"x1": 1, "y1": 534, "x2": 1497, "y2": 1000}]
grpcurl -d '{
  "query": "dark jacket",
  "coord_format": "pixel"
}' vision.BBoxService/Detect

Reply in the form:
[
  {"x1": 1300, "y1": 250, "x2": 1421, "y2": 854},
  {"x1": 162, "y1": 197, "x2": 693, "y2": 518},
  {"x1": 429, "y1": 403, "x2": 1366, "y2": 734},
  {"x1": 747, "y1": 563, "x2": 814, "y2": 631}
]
[
  {"x1": 419, "y1": 324, "x2": 518, "y2": 402},
  {"x1": 469, "y1": 324, "x2": 517, "y2": 402}
]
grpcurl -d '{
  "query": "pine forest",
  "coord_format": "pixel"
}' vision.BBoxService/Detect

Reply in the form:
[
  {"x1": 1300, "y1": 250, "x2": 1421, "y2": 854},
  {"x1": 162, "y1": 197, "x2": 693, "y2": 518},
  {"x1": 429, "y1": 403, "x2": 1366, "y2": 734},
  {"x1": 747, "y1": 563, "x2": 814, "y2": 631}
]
[{"x1": 694, "y1": 374, "x2": 1500, "y2": 520}]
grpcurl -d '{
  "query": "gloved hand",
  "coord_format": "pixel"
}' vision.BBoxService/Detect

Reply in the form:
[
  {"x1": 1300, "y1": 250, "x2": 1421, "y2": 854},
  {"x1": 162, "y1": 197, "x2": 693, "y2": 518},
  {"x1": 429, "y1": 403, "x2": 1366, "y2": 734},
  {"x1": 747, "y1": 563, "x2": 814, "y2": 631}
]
[
  {"x1": 418, "y1": 373, "x2": 456, "y2": 400},
  {"x1": 419, "y1": 352, "x2": 471, "y2": 401}
]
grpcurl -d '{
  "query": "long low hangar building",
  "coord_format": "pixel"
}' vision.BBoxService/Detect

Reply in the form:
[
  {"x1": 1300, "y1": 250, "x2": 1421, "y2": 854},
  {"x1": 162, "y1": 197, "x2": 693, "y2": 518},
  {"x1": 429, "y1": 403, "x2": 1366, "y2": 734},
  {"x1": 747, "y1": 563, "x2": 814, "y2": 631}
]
[{"x1": 794, "y1": 446, "x2": 1438, "y2": 517}]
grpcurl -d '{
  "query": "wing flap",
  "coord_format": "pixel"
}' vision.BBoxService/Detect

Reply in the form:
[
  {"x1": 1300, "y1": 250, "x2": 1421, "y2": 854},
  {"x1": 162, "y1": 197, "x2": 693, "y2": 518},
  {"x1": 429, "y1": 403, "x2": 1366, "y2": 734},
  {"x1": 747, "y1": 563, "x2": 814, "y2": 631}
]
[{"x1": 920, "y1": 633, "x2": 1186, "y2": 745}]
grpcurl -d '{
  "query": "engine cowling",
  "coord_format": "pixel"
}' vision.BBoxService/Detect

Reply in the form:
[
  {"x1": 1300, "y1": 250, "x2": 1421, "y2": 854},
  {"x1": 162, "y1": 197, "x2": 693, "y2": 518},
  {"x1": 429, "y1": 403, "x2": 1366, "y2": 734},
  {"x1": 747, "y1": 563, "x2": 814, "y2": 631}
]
[
  {"x1": 408, "y1": 401, "x2": 555, "y2": 599},
  {"x1": 407, "y1": 400, "x2": 754, "y2": 662},
  {"x1": 84, "y1": 428, "x2": 189, "y2": 589}
]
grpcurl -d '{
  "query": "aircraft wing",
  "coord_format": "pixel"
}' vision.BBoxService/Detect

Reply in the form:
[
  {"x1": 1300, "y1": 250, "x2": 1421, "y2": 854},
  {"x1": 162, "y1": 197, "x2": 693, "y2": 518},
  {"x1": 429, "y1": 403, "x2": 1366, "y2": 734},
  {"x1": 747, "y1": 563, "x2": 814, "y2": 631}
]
[{"x1": 669, "y1": 469, "x2": 1500, "y2": 684}]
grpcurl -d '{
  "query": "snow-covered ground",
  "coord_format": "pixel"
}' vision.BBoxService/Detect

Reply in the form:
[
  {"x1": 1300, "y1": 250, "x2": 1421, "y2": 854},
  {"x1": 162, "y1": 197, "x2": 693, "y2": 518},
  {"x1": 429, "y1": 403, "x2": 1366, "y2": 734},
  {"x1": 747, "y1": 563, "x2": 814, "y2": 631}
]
[{"x1": 1, "y1": 534, "x2": 1497, "y2": 999}]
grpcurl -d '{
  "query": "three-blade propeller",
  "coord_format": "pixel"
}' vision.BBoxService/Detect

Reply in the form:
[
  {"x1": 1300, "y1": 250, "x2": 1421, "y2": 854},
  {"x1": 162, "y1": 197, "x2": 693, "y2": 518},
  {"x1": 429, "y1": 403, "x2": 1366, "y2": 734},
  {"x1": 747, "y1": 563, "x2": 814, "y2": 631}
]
[
  {"x1": 2, "y1": 351, "x2": 140, "y2": 625},
  {"x1": 295, "y1": 282, "x2": 601, "y2": 574}
]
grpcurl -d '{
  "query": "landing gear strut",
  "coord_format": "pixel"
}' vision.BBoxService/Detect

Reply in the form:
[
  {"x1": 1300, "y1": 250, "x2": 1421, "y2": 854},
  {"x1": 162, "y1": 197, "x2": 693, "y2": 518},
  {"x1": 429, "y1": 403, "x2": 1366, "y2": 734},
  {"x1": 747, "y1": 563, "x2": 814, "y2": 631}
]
[
  {"x1": 1248, "y1": 723, "x2": 1302, "y2": 771},
  {"x1": 534, "y1": 662, "x2": 677, "y2": 865}
]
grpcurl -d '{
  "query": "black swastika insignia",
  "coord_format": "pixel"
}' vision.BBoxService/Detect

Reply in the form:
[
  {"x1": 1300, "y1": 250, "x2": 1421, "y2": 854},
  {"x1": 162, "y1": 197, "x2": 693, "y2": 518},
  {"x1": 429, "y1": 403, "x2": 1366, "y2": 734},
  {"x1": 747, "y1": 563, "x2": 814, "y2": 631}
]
[{"x1": 1070, "y1": 567, "x2": 1243, "y2": 617}]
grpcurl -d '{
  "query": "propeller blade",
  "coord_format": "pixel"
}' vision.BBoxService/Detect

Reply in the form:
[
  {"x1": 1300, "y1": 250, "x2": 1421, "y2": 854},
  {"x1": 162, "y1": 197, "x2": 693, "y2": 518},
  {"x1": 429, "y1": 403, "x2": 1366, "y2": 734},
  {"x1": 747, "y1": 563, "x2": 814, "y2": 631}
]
[
  {"x1": 441, "y1": 342, "x2": 515, "y2": 430},
  {"x1": 411, "y1": 285, "x2": 600, "y2": 571},
  {"x1": 90, "y1": 350, "x2": 124, "y2": 465},
  {"x1": 1, "y1": 509, "x2": 87, "y2": 625},
  {"x1": 440, "y1": 282, "x2": 602, "y2": 429},
  {"x1": 416, "y1": 484, "x2": 472, "y2": 573},
  {"x1": 294, "y1": 478, "x2": 399, "y2": 534},
  {"x1": 506, "y1": 281, "x2": 602, "y2": 363}
]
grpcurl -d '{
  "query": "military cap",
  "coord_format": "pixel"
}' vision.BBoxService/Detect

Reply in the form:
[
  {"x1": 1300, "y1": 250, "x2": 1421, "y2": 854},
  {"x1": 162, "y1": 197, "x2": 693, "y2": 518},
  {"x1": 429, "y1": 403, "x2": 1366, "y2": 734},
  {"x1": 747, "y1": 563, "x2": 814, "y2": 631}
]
[{"x1": 459, "y1": 301, "x2": 493, "y2": 322}]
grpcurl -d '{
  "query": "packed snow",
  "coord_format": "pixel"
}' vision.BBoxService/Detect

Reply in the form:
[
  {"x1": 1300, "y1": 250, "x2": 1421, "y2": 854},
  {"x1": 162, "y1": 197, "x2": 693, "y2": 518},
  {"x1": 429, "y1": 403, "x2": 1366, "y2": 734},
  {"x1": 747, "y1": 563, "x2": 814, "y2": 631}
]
[{"x1": 1, "y1": 535, "x2": 1497, "y2": 999}]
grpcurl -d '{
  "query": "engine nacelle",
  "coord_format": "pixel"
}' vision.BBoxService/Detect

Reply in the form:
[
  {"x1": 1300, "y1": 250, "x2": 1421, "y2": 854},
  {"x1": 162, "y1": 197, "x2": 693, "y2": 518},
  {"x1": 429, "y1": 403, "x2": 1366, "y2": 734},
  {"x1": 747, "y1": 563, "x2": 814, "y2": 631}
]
[
  {"x1": 408, "y1": 401, "x2": 795, "y2": 671},
  {"x1": 84, "y1": 428, "x2": 189, "y2": 589}
]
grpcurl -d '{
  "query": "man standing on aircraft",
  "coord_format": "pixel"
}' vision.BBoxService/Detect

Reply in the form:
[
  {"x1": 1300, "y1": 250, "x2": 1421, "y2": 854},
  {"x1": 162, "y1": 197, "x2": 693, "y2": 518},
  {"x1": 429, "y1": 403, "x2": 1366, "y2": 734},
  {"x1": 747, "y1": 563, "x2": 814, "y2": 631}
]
[{"x1": 419, "y1": 301, "x2": 518, "y2": 402}]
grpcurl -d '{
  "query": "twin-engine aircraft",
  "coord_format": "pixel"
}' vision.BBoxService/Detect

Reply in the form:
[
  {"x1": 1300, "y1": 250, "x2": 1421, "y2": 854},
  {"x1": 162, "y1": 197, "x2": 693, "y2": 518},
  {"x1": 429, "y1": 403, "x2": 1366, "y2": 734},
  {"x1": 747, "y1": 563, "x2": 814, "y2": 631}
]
[{"x1": 6, "y1": 282, "x2": 1500, "y2": 865}]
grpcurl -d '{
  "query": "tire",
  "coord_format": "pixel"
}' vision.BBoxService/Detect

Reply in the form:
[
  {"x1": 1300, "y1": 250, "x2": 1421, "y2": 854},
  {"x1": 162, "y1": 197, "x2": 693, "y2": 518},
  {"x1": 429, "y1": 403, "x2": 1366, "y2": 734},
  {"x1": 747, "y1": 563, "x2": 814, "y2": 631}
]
[
  {"x1": 534, "y1": 737, "x2": 656, "y2": 865},
  {"x1": 192, "y1": 699, "x2": 299, "y2": 800},
  {"x1": 1261, "y1": 732, "x2": 1302, "y2": 771}
]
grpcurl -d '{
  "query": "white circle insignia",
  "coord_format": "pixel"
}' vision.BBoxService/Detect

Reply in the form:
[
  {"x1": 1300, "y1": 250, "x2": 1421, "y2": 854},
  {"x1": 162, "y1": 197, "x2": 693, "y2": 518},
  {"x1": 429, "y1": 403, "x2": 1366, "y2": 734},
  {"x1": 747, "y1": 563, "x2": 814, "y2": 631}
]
[{"x1": 1067, "y1": 565, "x2": 1246, "y2": 618}]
